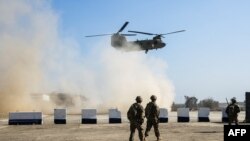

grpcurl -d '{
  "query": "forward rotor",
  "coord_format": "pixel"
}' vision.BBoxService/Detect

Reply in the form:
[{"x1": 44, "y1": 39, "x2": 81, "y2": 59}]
[{"x1": 85, "y1": 21, "x2": 136, "y2": 37}]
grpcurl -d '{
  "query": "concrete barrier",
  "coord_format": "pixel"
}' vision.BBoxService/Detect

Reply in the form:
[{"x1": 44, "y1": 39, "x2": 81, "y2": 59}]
[
  {"x1": 222, "y1": 108, "x2": 228, "y2": 122},
  {"x1": 109, "y1": 109, "x2": 121, "y2": 123},
  {"x1": 54, "y1": 109, "x2": 66, "y2": 124},
  {"x1": 198, "y1": 108, "x2": 210, "y2": 122},
  {"x1": 9, "y1": 112, "x2": 42, "y2": 125},
  {"x1": 82, "y1": 109, "x2": 97, "y2": 124},
  {"x1": 159, "y1": 108, "x2": 168, "y2": 123},
  {"x1": 177, "y1": 108, "x2": 189, "y2": 122}
]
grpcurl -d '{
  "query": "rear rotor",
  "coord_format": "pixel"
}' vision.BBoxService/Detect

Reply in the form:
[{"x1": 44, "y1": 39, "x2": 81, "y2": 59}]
[{"x1": 128, "y1": 30, "x2": 185, "y2": 38}]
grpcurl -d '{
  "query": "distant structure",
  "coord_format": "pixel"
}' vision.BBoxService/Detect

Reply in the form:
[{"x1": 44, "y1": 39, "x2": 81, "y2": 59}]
[
  {"x1": 30, "y1": 92, "x2": 87, "y2": 113},
  {"x1": 246, "y1": 92, "x2": 250, "y2": 123},
  {"x1": 184, "y1": 96, "x2": 198, "y2": 111}
]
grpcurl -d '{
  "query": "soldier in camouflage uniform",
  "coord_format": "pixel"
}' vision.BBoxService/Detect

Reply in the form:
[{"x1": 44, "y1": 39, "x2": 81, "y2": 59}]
[
  {"x1": 144, "y1": 95, "x2": 161, "y2": 141},
  {"x1": 127, "y1": 96, "x2": 145, "y2": 141},
  {"x1": 226, "y1": 97, "x2": 240, "y2": 125}
]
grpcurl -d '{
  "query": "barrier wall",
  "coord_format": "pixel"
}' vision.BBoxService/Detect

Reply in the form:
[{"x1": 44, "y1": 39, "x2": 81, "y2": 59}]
[
  {"x1": 159, "y1": 108, "x2": 168, "y2": 123},
  {"x1": 9, "y1": 112, "x2": 42, "y2": 125},
  {"x1": 54, "y1": 109, "x2": 66, "y2": 124},
  {"x1": 82, "y1": 109, "x2": 97, "y2": 124},
  {"x1": 8, "y1": 108, "x2": 241, "y2": 125},
  {"x1": 198, "y1": 107, "x2": 210, "y2": 122},
  {"x1": 177, "y1": 108, "x2": 189, "y2": 122},
  {"x1": 109, "y1": 109, "x2": 121, "y2": 123}
]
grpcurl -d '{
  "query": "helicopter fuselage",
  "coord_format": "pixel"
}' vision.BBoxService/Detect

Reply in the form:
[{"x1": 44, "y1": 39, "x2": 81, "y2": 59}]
[
  {"x1": 133, "y1": 38, "x2": 166, "y2": 50},
  {"x1": 111, "y1": 34, "x2": 166, "y2": 53}
]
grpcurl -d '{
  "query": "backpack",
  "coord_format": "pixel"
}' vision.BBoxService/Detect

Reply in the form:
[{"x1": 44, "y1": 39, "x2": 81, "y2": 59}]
[
  {"x1": 145, "y1": 102, "x2": 160, "y2": 119},
  {"x1": 145, "y1": 103, "x2": 152, "y2": 119},
  {"x1": 228, "y1": 105, "x2": 235, "y2": 116},
  {"x1": 226, "y1": 104, "x2": 239, "y2": 116},
  {"x1": 127, "y1": 104, "x2": 137, "y2": 121}
]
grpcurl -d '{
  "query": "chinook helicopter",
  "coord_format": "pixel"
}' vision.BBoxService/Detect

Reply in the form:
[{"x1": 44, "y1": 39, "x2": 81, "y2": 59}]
[
  {"x1": 85, "y1": 21, "x2": 185, "y2": 53},
  {"x1": 128, "y1": 30, "x2": 185, "y2": 53}
]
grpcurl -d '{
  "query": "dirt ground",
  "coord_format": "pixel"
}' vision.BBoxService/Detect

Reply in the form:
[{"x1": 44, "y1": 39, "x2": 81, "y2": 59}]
[{"x1": 0, "y1": 112, "x2": 246, "y2": 141}]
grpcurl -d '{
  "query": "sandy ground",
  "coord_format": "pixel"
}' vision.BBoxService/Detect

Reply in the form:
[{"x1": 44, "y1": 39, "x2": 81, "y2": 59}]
[{"x1": 0, "y1": 111, "x2": 247, "y2": 141}]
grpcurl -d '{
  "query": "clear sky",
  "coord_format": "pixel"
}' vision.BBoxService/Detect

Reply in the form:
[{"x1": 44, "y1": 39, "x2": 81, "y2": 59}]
[{"x1": 51, "y1": 0, "x2": 250, "y2": 103}]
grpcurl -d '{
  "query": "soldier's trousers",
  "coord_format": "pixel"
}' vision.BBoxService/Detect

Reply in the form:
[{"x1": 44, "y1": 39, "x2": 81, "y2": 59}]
[
  {"x1": 129, "y1": 121, "x2": 144, "y2": 141},
  {"x1": 229, "y1": 115, "x2": 239, "y2": 125},
  {"x1": 145, "y1": 119, "x2": 160, "y2": 138}
]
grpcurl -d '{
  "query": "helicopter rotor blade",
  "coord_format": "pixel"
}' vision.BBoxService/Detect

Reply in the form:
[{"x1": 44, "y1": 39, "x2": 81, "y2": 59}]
[
  {"x1": 121, "y1": 33, "x2": 137, "y2": 36},
  {"x1": 85, "y1": 33, "x2": 113, "y2": 37},
  {"x1": 162, "y1": 30, "x2": 186, "y2": 35},
  {"x1": 128, "y1": 30, "x2": 155, "y2": 35},
  {"x1": 117, "y1": 21, "x2": 129, "y2": 33}
]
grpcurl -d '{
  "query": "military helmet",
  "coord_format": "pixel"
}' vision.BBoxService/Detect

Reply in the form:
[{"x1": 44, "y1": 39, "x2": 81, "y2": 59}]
[
  {"x1": 150, "y1": 95, "x2": 157, "y2": 101},
  {"x1": 136, "y1": 96, "x2": 142, "y2": 103},
  {"x1": 231, "y1": 97, "x2": 236, "y2": 103}
]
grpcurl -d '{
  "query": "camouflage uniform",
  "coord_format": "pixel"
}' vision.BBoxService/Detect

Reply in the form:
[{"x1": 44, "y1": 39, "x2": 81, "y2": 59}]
[
  {"x1": 226, "y1": 98, "x2": 240, "y2": 125},
  {"x1": 127, "y1": 96, "x2": 145, "y2": 141},
  {"x1": 145, "y1": 95, "x2": 160, "y2": 140}
]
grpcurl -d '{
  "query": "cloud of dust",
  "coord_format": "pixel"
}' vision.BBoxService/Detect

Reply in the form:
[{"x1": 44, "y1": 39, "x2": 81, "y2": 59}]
[
  {"x1": 0, "y1": 0, "x2": 47, "y2": 113},
  {"x1": 85, "y1": 42, "x2": 175, "y2": 112},
  {"x1": 0, "y1": 0, "x2": 175, "y2": 114}
]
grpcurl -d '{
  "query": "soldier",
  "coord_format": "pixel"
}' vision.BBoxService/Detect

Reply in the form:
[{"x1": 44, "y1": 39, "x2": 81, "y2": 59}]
[
  {"x1": 144, "y1": 95, "x2": 161, "y2": 141},
  {"x1": 127, "y1": 96, "x2": 145, "y2": 141},
  {"x1": 226, "y1": 97, "x2": 240, "y2": 125}
]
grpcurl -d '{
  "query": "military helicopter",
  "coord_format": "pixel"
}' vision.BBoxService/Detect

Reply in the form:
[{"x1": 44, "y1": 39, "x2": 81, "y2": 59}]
[
  {"x1": 128, "y1": 30, "x2": 185, "y2": 53},
  {"x1": 85, "y1": 22, "x2": 185, "y2": 53},
  {"x1": 85, "y1": 21, "x2": 136, "y2": 49}
]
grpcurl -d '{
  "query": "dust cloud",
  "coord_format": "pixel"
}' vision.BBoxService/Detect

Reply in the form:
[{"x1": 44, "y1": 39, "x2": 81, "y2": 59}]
[{"x1": 0, "y1": 0, "x2": 175, "y2": 114}]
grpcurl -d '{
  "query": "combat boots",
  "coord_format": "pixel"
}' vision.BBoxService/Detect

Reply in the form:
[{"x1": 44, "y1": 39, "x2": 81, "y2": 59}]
[
  {"x1": 157, "y1": 137, "x2": 162, "y2": 141},
  {"x1": 144, "y1": 137, "x2": 161, "y2": 141}
]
